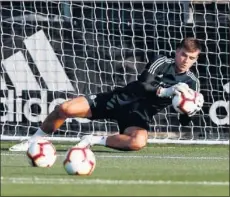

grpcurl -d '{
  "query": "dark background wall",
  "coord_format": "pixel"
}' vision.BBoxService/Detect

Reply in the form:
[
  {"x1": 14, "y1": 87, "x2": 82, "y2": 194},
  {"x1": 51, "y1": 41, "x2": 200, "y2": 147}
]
[{"x1": 0, "y1": 1, "x2": 229, "y2": 140}]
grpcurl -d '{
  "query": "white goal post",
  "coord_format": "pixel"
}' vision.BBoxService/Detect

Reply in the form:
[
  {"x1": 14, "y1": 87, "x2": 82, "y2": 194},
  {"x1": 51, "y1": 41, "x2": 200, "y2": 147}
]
[{"x1": 0, "y1": 1, "x2": 229, "y2": 145}]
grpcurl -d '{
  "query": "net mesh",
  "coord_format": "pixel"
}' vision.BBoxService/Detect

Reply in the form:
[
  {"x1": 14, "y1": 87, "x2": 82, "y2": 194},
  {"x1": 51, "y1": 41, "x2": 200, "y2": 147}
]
[{"x1": 1, "y1": 1, "x2": 229, "y2": 143}]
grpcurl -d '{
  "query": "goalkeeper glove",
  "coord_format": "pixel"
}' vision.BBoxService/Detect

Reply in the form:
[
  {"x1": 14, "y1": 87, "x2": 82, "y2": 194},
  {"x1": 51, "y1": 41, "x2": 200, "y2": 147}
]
[
  {"x1": 195, "y1": 92, "x2": 204, "y2": 110},
  {"x1": 157, "y1": 82, "x2": 189, "y2": 98},
  {"x1": 187, "y1": 92, "x2": 204, "y2": 117}
]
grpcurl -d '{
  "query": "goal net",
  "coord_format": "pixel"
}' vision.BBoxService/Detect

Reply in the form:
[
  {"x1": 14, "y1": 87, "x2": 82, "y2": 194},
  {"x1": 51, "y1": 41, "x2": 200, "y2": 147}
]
[{"x1": 1, "y1": 1, "x2": 229, "y2": 144}]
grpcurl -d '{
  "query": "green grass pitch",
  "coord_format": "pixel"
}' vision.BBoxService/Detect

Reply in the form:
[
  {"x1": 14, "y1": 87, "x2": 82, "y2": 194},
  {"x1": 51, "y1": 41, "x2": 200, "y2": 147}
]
[{"x1": 1, "y1": 142, "x2": 229, "y2": 196}]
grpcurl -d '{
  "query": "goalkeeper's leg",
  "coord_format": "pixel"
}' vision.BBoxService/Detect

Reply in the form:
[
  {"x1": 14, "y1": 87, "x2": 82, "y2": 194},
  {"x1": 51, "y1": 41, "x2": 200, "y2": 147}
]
[
  {"x1": 77, "y1": 109, "x2": 149, "y2": 151},
  {"x1": 77, "y1": 126, "x2": 148, "y2": 151},
  {"x1": 9, "y1": 96, "x2": 92, "y2": 151}
]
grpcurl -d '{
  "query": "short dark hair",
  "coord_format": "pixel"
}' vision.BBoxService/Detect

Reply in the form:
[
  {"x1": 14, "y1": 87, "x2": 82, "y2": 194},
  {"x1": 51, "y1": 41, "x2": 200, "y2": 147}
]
[{"x1": 177, "y1": 38, "x2": 202, "y2": 52}]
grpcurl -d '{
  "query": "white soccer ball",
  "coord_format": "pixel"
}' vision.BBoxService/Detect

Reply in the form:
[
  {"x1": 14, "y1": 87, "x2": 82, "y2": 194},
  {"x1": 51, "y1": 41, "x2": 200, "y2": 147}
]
[
  {"x1": 63, "y1": 147, "x2": 96, "y2": 176},
  {"x1": 26, "y1": 138, "x2": 57, "y2": 167},
  {"x1": 172, "y1": 89, "x2": 199, "y2": 115}
]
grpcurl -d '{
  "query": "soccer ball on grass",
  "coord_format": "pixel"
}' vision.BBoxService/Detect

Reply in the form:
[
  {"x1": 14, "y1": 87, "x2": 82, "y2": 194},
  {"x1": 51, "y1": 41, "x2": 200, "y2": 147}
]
[
  {"x1": 63, "y1": 147, "x2": 96, "y2": 176},
  {"x1": 26, "y1": 138, "x2": 57, "y2": 167}
]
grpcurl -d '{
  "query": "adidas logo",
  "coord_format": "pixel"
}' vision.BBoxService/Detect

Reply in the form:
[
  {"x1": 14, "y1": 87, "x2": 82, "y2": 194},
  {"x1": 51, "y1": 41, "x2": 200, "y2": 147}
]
[
  {"x1": 0, "y1": 30, "x2": 77, "y2": 123},
  {"x1": 209, "y1": 82, "x2": 229, "y2": 125}
]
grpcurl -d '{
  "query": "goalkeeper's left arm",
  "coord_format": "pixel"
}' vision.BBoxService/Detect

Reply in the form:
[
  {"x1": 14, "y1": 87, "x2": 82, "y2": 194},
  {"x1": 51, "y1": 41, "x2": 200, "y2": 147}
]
[
  {"x1": 178, "y1": 105, "x2": 202, "y2": 126},
  {"x1": 178, "y1": 88, "x2": 204, "y2": 126},
  {"x1": 156, "y1": 82, "x2": 204, "y2": 126},
  {"x1": 179, "y1": 113, "x2": 192, "y2": 126}
]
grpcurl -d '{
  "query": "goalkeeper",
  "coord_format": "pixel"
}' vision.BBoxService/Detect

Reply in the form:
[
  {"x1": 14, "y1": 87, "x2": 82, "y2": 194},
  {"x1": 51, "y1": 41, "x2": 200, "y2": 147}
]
[{"x1": 9, "y1": 37, "x2": 204, "y2": 152}]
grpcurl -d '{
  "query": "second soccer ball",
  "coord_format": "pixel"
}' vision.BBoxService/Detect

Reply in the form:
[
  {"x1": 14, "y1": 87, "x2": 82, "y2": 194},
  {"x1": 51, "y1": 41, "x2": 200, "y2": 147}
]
[
  {"x1": 63, "y1": 147, "x2": 96, "y2": 175},
  {"x1": 27, "y1": 138, "x2": 57, "y2": 167}
]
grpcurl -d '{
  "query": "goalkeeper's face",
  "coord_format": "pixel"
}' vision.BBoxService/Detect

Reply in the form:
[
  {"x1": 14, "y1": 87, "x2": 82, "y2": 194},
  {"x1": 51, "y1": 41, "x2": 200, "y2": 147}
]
[{"x1": 175, "y1": 48, "x2": 200, "y2": 73}]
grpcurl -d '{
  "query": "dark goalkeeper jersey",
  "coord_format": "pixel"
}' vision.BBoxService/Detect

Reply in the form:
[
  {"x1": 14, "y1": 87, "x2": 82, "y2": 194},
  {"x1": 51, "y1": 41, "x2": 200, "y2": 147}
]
[{"x1": 114, "y1": 55, "x2": 200, "y2": 125}]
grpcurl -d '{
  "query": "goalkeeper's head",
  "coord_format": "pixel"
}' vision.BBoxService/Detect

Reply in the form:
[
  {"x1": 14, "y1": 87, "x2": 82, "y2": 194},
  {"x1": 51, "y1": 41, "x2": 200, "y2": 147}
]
[{"x1": 175, "y1": 38, "x2": 202, "y2": 73}]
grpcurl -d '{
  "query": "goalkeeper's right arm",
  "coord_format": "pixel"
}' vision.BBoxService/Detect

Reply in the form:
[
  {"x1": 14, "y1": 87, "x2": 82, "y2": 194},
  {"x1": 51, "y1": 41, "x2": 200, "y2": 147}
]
[
  {"x1": 156, "y1": 83, "x2": 189, "y2": 98},
  {"x1": 121, "y1": 81, "x2": 189, "y2": 100}
]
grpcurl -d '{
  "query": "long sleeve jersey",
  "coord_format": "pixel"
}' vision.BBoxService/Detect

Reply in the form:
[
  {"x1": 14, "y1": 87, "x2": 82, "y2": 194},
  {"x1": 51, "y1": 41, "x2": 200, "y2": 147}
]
[{"x1": 114, "y1": 55, "x2": 200, "y2": 125}]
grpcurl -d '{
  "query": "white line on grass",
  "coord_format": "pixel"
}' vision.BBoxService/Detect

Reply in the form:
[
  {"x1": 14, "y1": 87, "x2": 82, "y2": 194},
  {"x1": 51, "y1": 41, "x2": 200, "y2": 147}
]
[
  {"x1": 1, "y1": 177, "x2": 228, "y2": 186},
  {"x1": 1, "y1": 152, "x2": 229, "y2": 160}
]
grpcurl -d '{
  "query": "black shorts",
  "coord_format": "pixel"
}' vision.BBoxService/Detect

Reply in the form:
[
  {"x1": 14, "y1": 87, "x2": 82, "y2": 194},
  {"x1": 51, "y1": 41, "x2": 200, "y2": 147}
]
[{"x1": 85, "y1": 91, "x2": 155, "y2": 133}]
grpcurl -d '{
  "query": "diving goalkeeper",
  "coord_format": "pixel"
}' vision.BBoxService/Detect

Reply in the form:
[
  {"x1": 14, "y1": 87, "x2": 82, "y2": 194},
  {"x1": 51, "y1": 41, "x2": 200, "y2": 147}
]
[{"x1": 9, "y1": 37, "x2": 204, "y2": 152}]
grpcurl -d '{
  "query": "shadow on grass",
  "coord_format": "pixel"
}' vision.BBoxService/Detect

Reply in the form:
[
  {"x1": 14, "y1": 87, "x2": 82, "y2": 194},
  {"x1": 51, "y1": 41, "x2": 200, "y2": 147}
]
[
  {"x1": 58, "y1": 149, "x2": 126, "y2": 154},
  {"x1": 93, "y1": 149, "x2": 127, "y2": 153}
]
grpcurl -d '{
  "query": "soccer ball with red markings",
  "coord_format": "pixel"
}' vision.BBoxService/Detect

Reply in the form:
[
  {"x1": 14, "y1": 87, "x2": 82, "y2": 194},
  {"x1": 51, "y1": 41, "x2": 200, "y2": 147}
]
[
  {"x1": 26, "y1": 138, "x2": 57, "y2": 167},
  {"x1": 63, "y1": 147, "x2": 96, "y2": 176},
  {"x1": 172, "y1": 89, "x2": 201, "y2": 115}
]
